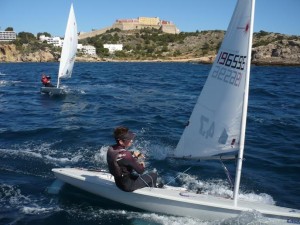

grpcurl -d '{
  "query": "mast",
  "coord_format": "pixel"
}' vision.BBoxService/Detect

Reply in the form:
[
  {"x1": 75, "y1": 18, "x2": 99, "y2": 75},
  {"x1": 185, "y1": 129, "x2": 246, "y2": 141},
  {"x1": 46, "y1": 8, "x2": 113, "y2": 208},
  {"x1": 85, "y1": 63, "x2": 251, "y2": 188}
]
[
  {"x1": 57, "y1": 78, "x2": 60, "y2": 88},
  {"x1": 233, "y1": 0, "x2": 256, "y2": 207}
]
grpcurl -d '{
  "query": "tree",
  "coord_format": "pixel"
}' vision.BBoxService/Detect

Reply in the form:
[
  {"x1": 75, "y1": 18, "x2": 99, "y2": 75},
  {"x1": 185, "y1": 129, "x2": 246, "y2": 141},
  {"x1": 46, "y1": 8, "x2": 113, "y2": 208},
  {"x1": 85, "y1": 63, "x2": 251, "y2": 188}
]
[
  {"x1": 112, "y1": 33, "x2": 120, "y2": 43},
  {"x1": 202, "y1": 42, "x2": 210, "y2": 50},
  {"x1": 173, "y1": 50, "x2": 181, "y2": 57},
  {"x1": 161, "y1": 45, "x2": 168, "y2": 52},
  {"x1": 37, "y1": 32, "x2": 51, "y2": 39},
  {"x1": 5, "y1": 27, "x2": 14, "y2": 31},
  {"x1": 17, "y1": 32, "x2": 36, "y2": 44},
  {"x1": 114, "y1": 50, "x2": 126, "y2": 57}
]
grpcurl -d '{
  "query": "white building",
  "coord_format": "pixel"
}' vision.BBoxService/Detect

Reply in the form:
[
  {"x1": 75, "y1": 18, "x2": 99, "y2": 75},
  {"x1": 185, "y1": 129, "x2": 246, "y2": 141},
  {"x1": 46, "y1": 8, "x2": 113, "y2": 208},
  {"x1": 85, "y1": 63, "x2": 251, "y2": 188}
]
[
  {"x1": 0, "y1": 31, "x2": 17, "y2": 41},
  {"x1": 103, "y1": 44, "x2": 123, "y2": 53},
  {"x1": 39, "y1": 35, "x2": 96, "y2": 55},
  {"x1": 48, "y1": 37, "x2": 63, "y2": 47},
  {"x1": 39, "y1": 35, "x2": 63, "y2": 47},
  {"x1": 77, "y1": 44, "x2": 96, "y2": 55}
]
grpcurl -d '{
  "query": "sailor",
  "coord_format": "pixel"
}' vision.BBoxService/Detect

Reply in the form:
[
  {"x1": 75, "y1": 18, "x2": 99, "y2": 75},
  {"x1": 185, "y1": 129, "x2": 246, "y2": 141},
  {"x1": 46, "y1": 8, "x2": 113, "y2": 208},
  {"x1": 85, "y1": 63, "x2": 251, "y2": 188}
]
[
  {"x1": 107, "y1": 126, "x2": 159, "y2": 192},
  {"x1": 41, "y1": 74, "x2": 54, "y2": 87}
]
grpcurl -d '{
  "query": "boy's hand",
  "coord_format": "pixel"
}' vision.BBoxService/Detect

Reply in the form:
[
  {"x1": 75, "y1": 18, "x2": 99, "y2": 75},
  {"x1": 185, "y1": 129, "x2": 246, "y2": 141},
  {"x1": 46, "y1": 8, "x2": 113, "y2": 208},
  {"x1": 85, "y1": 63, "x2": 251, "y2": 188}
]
[{"x1": 133, "y1": 151, "x2": 145, "y2": 159}]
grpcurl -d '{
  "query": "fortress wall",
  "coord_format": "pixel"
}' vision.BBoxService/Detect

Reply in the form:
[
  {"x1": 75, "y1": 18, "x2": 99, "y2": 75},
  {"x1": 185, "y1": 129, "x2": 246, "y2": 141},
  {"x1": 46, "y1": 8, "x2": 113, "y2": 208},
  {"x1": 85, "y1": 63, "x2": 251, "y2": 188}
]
[
  {"x1": 79, "y1": 17, "x2": 180, "y2": 39},
  {"x1": 138, "y1": 17, "x2": 160, "y2": 25},
  {"x1": 161, "y1": 24, "x2": 180, "y2": 34},
  {"x1": 78, "y1": 26, "x2": 112, "y2": 40},
  {"x1": 113, "y1": 21, "x2": 178, "y2": 34}
]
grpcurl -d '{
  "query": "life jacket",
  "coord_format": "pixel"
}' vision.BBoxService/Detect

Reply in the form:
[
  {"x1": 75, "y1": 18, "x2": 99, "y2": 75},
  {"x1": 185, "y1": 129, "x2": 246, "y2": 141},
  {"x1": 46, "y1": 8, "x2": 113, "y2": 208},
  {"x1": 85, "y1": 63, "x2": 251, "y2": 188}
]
[{"x1": 107, "y1": 147, "x2": 126, "y2": 178}]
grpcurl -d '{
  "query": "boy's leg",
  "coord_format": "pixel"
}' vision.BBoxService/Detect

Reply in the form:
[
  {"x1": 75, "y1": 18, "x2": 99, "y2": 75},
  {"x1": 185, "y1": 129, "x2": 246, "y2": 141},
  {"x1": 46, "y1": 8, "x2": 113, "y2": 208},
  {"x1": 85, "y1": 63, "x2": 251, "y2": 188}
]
[{"x1": 131, "y1": 172, "x2": 157, "y2": 190}]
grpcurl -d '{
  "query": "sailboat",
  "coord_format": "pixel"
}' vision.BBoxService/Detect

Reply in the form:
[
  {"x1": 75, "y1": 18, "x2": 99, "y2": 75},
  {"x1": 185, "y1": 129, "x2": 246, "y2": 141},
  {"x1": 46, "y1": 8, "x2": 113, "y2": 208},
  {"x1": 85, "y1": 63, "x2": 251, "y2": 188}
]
[
  {"x1": 51, "y1": 0, "x2": 300, "y2": 223},
  {"x1": 40, "y1": 4, "x2": 78, "y2": 95}
]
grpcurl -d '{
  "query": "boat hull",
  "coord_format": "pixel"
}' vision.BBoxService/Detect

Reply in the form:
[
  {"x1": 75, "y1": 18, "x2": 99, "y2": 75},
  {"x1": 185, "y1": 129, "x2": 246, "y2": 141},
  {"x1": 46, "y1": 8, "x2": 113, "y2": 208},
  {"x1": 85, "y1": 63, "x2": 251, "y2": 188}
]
[
  {"x1": 52, "y1": 168, "x2": 300, "y2": 224},
  {"x1": 40, "y1": 87, "x2": 65, "y2": 95}
]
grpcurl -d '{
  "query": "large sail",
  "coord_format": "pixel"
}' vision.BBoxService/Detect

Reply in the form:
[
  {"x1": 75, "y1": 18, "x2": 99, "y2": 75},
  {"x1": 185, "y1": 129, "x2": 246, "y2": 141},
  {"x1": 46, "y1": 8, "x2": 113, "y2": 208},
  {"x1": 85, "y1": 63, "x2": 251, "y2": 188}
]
[
  {"x1": 58, "y1": 4, "x2": 78, "y2": 83},
  {"x1": 174, "y1": 0, "x2": 254, "y2": 159}
]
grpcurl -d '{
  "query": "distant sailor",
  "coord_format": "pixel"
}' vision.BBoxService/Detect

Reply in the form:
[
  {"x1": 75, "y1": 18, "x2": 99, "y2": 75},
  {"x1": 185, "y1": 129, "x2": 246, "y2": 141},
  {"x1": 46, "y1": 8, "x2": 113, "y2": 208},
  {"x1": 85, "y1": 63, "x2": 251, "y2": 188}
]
[
  {"x1": 107, "y1": 126, "x2": 160, "y2": 192},
  {"x1": 41, "y1": 74, "x2": 54, "y2": 87}
]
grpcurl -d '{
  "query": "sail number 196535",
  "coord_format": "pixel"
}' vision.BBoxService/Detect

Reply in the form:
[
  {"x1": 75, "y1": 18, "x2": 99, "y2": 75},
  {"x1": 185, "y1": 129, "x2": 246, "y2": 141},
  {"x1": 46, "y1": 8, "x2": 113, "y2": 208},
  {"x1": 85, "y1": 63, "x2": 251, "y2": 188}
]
[
  {"x1": 217, "y1": 51, "x2": 247, "y2": 70},
  {"x1": 211, "y1": 51, "x2": 247, "y2": 87}
]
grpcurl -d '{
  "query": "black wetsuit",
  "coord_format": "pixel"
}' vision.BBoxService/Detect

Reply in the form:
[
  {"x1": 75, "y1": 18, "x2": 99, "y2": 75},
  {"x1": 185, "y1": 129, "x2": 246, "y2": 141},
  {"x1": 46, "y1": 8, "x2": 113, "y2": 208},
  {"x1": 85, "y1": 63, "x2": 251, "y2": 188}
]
[{"x1": 107, "y1": 144, "x2": 157, "y2": 192}]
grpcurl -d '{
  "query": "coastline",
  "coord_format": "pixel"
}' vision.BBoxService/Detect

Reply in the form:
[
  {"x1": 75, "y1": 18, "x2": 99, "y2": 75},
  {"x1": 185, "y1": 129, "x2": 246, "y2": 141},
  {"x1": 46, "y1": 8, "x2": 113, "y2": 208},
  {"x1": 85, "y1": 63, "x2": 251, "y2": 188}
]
[
  {"x1": 1, "y1": 45, "x2": 300, "y2": 66},
  {"x1": 1, "y1": 57, "x2": 300, "y2": 66},
  {"x1": 1, "y1": 31, "x2": 300, "y2": 66}
]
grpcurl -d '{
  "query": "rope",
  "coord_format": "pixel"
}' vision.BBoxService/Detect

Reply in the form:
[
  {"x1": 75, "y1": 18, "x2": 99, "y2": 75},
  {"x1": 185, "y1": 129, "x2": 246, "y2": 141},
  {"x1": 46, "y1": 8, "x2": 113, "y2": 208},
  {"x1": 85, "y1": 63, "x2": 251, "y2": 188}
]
[
  {"x1": 139, "y1": 174, "x2": 154, "y2": 188},
  {"x1": 219, "y1": 158, "x2": 234, "y2": 190},
  {"x1": 165, "y1": 166, "x2": 192, "y2": 186}
]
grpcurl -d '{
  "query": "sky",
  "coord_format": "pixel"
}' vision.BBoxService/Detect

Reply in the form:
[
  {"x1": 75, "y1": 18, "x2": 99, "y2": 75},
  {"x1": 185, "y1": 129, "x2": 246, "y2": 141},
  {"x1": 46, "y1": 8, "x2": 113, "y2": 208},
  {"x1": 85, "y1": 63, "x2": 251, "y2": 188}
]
[{"x1": 1, "y1": 0, "x2": 300, "y2": 37}]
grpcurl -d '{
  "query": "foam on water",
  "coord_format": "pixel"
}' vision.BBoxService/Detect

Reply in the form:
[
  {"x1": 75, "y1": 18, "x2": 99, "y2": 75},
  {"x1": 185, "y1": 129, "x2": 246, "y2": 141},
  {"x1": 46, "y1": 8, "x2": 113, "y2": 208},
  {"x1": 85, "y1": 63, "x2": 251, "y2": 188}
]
[
  {"x1": 0, "y1": 184, "x2": 60, "y2": 217},
  {"x1": 55, "y1": 204, "x2": 276, "y2": 225},
  {"x1": 0, "y1": 80, "x2": 20, "y2": 86},
  {"x1": 94, "y1": 145, "x2": 109, "y2": 164},
  {"x1": 176, "y1": 173, "x2": 276, "y2": 205},
  {"x1": 0, "y1": 144, "x2": 82, "y2": 167},
  {"x1": 21, "y1": 205, "x2": 59, "y2": 215}
]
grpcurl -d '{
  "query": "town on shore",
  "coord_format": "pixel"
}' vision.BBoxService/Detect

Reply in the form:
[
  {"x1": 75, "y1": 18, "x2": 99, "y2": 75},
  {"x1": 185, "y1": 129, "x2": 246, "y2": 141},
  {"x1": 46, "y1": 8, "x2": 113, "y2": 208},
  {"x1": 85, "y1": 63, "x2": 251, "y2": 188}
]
[{"x1": 1, "y1": 16, "x2": 300, "y2": 66}]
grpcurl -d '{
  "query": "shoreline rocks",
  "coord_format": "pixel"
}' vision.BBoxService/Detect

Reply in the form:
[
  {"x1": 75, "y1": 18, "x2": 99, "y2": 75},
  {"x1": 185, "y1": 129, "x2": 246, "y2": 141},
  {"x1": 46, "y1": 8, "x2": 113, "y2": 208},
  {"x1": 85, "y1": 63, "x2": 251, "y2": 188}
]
[{"x1": 1, "y1": 36, "x2": 300, "y2": 66}]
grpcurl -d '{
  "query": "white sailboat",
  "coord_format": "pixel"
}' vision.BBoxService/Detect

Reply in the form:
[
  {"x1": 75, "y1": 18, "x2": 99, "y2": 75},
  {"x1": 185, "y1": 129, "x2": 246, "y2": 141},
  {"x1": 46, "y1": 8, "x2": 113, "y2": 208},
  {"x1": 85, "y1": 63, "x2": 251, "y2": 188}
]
[
  {"x1": 51, "y1": 0, "x2": 300, "y2": 223},
  {"x1": 41, "y1": 3, "x2": 78, "y2": 95}
]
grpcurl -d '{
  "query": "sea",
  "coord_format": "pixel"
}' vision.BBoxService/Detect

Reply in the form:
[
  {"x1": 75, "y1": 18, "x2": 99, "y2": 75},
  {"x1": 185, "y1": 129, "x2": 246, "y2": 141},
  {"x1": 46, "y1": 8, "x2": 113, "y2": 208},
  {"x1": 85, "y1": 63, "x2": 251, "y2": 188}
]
[{"x1": 0, "y1": 62, "x2": 299, "y2": 225}]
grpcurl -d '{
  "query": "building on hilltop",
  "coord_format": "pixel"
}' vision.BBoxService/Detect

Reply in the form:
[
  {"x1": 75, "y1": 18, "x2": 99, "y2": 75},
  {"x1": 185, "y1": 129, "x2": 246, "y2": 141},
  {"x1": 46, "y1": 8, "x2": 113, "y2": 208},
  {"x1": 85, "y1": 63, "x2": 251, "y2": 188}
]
[
  {"x1": 112, "y1": 17, "x2": 180, "y2": 34},
  {"x1": 78, "y1": 16, "x2": 179, "y2": 39},
  {"x1": 0, "y1": 31, "x2": 17, "y2": 42}
]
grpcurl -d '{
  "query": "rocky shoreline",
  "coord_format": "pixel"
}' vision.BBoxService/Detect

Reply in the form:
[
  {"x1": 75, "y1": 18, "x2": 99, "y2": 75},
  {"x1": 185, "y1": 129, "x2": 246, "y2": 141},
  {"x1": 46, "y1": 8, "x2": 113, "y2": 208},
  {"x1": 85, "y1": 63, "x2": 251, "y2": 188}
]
[
  {"x1": 1, "y1": 33, "x2": 300, "y2": 66},
  {"x1": 1, "y1": 55, "x2": 299, "y2": 66}
]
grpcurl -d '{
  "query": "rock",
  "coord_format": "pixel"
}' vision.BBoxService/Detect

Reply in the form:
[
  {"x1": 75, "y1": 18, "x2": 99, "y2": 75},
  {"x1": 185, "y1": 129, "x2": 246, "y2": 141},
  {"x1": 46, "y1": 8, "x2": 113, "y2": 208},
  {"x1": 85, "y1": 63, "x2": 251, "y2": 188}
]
[
  {"x1": 0, "y1": 44, "x2": 19, "y2": 62},
  {"x1": 0, "y1": 43, "x2": 56, "y2": 62},
  {"x1": 271, "y1": 49, "x2": 281, "y2": 57}
]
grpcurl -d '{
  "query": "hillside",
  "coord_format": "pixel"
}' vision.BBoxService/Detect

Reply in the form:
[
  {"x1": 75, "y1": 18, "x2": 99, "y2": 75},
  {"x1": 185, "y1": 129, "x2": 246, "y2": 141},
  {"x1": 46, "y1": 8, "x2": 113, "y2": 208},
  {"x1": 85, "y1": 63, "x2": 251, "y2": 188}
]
[{"x1": 1, "y1": 29, "x2": 300, "y2": 65}]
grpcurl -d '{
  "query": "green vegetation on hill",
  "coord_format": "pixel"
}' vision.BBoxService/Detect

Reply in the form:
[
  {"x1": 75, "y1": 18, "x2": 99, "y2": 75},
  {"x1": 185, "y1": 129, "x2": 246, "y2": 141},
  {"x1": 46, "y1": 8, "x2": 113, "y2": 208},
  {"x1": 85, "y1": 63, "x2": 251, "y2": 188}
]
[
  {"x1": 252, "y1": 30, "x2": 299, "y2": 48},
  {"x1": 79, "y1": 28, "x2": 224, "y2": 59},
  {"x1": 9, "y1": 31, "x2": 60, "y2": 58}
]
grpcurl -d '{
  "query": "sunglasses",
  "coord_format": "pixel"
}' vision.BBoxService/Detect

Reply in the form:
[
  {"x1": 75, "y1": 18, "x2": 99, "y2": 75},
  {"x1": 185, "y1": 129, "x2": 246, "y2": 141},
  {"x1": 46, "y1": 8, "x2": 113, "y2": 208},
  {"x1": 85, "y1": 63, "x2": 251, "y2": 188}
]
[{"x1": 120, "y1": 139, "x2": 133, "y2": 143}]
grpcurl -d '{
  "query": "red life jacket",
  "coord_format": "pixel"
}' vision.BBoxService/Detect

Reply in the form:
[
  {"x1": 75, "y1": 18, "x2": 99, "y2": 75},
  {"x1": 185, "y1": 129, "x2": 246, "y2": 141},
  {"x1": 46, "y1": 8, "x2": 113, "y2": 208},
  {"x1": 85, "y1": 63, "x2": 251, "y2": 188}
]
[{"x1": 41, "y1": 76, "x2": 49, "y2": 85}]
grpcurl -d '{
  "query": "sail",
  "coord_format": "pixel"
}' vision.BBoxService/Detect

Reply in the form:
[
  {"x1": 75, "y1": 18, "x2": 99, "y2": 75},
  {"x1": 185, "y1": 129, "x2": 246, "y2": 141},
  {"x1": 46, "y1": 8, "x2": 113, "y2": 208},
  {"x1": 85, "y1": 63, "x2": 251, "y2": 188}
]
[
  {"x1": 174, "y1": 0, "x2": 254, "y2": 159},
  {"x1": 58, "y1": 4, "x2": 78, "y2": 81}
]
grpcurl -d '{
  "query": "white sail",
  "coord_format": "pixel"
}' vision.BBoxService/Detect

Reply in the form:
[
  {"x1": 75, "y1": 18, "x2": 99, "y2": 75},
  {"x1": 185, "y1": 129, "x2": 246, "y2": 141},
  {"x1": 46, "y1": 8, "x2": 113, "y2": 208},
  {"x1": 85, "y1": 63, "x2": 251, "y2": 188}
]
[
  {"x1": 174, "y1": 0, "x2": 254, "y2": 159},
  {"x1": 57, "y1": 4, "x2": 78, "y2": 88}
]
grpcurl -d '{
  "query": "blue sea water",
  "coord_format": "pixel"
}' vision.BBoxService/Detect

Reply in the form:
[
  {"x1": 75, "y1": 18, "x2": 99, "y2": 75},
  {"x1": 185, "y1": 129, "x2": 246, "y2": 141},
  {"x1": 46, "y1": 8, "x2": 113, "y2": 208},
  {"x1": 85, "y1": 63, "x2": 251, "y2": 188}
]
[{"x1": 0, "y1": 62, "x2": 299, "y2": 225}]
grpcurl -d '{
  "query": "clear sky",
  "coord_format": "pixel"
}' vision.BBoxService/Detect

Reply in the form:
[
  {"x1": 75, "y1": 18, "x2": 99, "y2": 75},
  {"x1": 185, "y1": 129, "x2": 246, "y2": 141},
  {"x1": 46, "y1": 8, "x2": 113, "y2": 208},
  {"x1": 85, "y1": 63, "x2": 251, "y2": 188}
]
[{"x1": 1, "y1": 0, "x2": 299, "y2": 37}]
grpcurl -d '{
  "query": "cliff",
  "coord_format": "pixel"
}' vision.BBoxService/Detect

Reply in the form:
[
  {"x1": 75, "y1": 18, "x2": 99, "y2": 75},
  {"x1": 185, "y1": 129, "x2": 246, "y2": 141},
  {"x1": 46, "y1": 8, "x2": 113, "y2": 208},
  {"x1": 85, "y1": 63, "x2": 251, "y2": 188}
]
[
  {"x1": 249, "y1": 32, "x2": 300, "y2": 65},
  {"x1": 0, "y1": 44, "x2": 55, "y2": 62}
]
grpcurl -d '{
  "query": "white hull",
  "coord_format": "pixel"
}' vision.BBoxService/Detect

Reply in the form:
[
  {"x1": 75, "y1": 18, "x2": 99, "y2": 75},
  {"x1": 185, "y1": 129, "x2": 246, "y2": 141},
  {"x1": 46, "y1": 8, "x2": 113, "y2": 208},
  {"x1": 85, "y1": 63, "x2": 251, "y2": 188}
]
[
  {"x1": 40, "y1": 87, "x2": 65, "y2": 95},
  {"x1": 52, "y1": 168, "x2": 300, "y2": 224}
]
